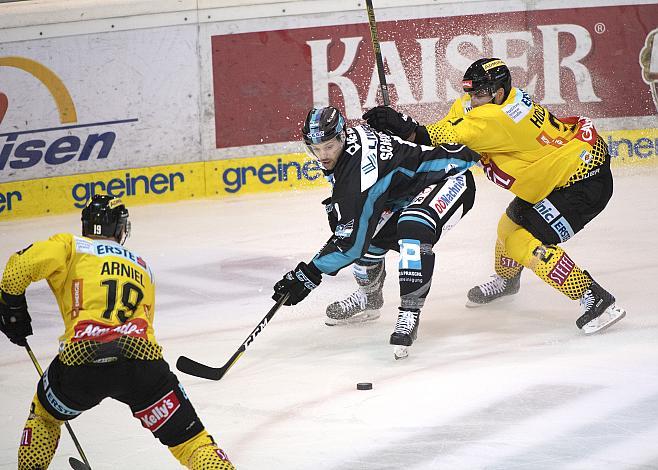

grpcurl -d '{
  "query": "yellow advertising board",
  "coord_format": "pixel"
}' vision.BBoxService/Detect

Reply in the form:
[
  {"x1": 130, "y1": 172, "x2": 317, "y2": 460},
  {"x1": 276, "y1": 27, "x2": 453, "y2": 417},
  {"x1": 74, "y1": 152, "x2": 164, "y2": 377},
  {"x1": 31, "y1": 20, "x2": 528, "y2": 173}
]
[{"x1": 1, "y1": 130, "x2": 656, "y2": 221}]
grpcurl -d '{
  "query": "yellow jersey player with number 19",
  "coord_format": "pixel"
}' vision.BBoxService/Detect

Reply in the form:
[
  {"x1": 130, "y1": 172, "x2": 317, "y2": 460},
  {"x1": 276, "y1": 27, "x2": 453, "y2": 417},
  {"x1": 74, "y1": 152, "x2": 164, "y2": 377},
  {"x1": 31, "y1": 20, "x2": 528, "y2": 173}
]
[
  {"x1": 0, "y1": 195, "x2": 235, "y2": 470},
  {"x1": 363, "y1": 58, "x2": 626, "y2": 335}
]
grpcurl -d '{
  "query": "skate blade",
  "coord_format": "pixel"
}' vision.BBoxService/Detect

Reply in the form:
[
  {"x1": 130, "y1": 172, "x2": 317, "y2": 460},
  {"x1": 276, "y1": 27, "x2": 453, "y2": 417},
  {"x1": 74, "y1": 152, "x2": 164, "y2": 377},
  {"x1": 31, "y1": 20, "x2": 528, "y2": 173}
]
[
  {"x1": 465, "y1": 294, "x2": 517, "y2": 309},
  {"x1": 393, "y1": 345, "x2": 409, "y2": 360},
  {"x1": 582, "y1": 305, "x2": 626, "y2": 335},
  {"x1": 325, "y1": 310, "x2": 381, "y2": 326}
]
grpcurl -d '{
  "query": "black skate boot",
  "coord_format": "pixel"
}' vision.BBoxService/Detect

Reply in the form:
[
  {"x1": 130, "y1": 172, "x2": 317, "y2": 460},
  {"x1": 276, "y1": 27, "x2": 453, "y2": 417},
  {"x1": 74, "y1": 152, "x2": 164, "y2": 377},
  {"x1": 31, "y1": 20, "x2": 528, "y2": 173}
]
[
  {"x1": 576, "y1": 273, "x2": 626, "y2": 335},
  {"x1": 466, "y1": 270, "x2": 522, "y2": 307},
  {"x1": 390, "y1": 309, "x2": 420, "y2": 360},
  {"x1": 325, "y1": 262, "x2": 385, "y2": 326}
]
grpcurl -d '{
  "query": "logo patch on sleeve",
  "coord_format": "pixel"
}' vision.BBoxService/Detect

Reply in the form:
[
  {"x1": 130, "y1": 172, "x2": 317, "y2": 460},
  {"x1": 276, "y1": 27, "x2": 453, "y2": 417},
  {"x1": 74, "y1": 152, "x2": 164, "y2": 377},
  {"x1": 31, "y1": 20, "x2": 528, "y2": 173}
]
[
  {"x1": 20, "y1": 428, "x2": 32, "y2": 446},
  {"x1": 134, "y1": 390, "x2": 181, "y2": 432}
]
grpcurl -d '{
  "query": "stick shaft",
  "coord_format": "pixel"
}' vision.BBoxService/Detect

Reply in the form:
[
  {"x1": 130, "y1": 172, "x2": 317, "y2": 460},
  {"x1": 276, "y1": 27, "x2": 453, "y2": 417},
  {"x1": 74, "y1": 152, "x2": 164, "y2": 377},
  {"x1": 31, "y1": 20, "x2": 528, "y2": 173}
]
[{"x1": 365, "y1": 0, "x2": 390, "y2": 106}]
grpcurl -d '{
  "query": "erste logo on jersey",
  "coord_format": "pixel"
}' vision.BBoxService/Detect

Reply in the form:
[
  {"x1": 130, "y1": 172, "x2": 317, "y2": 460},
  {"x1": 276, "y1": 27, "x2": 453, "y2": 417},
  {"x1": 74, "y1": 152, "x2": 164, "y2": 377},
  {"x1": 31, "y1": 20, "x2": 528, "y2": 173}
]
[
  {"x1": 134, "y1": 390, "x2": 181, "y2": 432},
  {"x1": 75, "y1": 236, "x2": 153, "y2": 281},
  {"x1": 533, "y1": 199, "x2": 575, "y2": 242}
]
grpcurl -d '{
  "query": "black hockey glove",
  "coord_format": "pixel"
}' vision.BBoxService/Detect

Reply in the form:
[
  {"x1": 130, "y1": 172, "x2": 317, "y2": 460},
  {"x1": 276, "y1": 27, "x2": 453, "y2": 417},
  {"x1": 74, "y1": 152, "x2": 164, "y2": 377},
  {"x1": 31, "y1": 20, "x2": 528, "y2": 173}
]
[
  {"x1": 0, "y1": 291, "x2": 33, "y2": 346},
  {"x1": 273, "y1": 262, "x2": 322, "y2": 306},
  {"x1": 362, "y1": 106, "x2": 419, "y2": 139}
]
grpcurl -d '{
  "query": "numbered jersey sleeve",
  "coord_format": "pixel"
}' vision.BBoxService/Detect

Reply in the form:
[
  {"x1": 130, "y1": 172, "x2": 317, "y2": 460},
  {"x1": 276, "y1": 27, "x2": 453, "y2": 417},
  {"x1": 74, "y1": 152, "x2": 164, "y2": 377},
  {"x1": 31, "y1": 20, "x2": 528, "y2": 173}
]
[{"x1": 311, "y1": 125, "x2": 478, "y2": 275}]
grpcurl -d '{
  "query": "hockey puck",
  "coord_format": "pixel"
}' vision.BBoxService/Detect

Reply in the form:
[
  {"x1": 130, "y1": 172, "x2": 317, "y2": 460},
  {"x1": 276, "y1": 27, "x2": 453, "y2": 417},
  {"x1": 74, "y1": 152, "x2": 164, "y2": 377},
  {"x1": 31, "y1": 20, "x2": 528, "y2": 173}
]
[{"x1": 357, "y1": 382, "x2": 373, "y2": 390}]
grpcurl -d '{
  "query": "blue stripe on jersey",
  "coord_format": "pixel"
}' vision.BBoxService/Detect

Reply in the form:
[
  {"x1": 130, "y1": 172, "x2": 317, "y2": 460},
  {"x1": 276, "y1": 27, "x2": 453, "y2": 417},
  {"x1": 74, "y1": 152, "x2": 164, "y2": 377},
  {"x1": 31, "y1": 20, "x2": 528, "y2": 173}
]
[
  {"x1": 417, "y1": 158, "x2": 476, "y2": 174},
  {"x1": 367, "y1": 245, "x2": 388, "y2": 255},
  {"x1": 313, "y1": 167, "x2": 414, "y2": 273}
]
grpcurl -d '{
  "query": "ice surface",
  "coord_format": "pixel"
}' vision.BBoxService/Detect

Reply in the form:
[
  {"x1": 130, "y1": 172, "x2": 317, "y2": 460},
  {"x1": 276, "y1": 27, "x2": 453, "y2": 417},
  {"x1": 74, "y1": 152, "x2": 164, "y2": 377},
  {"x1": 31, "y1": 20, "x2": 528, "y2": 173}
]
[{"x1": 1, "y1": 169, "x2": 657, "y2": 469}]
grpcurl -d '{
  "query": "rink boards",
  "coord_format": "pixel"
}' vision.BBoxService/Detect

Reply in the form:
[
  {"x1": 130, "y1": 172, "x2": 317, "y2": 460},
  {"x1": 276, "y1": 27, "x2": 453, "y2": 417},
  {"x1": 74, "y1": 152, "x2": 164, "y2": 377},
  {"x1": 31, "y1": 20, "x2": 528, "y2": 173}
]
[
  {"x1": 1, "y1": 0, "x2": 658, "y2": 220},
  {"x1": 0, "y1": 127, "x2": 656, "y2": 220}
]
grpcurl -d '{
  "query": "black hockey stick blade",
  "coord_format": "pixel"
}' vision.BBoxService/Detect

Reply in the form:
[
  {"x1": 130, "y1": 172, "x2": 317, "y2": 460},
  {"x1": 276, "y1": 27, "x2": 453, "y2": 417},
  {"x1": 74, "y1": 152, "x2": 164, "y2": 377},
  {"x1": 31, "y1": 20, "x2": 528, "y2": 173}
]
[
  {"x1": 176, "y1": 354, "x2": 238, "y2": 381},
  {"x1": 69, "y1": 457, "x2": 91, "y2": 470},
  {"x1": 176, "y1": 294, "x2": 288, "y2": 380}
]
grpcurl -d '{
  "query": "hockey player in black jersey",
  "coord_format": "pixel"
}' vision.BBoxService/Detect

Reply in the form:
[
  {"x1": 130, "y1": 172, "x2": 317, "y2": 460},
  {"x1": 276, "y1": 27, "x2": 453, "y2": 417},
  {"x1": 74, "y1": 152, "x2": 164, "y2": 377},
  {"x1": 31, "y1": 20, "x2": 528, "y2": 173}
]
[{"x1": 272, "y1": 106, "x2": 479, "y2": 359}]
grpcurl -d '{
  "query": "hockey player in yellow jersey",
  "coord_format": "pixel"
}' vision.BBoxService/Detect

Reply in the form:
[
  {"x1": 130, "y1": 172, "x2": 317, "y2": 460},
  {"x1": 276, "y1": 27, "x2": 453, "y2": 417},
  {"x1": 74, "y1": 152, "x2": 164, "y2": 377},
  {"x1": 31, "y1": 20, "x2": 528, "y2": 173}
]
[
  {"x1": 363, "y1": 57, "x2": 626, "y2": 335},
  {"x1": 0, "y1": 195, "x2": 235, "y2": 470}
]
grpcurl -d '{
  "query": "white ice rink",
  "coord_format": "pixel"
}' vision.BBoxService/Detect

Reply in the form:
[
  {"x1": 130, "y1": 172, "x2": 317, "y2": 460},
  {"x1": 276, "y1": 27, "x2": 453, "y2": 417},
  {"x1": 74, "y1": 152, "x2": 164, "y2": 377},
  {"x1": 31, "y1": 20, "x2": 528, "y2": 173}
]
[{"x1": 1, "y1": 168, "x2": 657, "y2": 470}]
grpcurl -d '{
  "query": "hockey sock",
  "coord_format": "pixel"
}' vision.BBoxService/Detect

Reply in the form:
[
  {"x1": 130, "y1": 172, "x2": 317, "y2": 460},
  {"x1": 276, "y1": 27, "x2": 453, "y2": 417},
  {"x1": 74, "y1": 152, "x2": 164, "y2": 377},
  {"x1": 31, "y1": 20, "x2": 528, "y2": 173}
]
[
  {"x1": 505, "y1": 228, "x2": 592, "y2": 300},
  {"x1": 494, "y1": 239, "x2": 523, "y2": 279},
  {"x1": 18, "y1": 394, "x2": 62, "y2": 470},
  {"x1": 398, "y1": 239, "x2": 435, "y2": 311},
  {"x1": 169, "y1": 429, "x2": 235, "y2": 470},
  {"x1": 352, "y1": 260, "x2": 385, "y2": 293},
  {"x1": 495, "y1": 215, "x2": 523, "y2": 279}
]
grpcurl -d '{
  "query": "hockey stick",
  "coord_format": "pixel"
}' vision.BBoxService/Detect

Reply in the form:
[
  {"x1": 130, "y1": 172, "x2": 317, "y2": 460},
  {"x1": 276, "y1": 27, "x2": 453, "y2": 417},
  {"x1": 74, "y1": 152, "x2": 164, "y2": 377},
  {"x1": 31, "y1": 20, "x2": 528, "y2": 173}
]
[
  {"x1": 365, "y1": 0, "x2": 390, "y2": 106},
  {"x1": 24, "y1": 342, "x2": 93, "y2": 470},
  {"x1": 176, "y1": 293, "x2": 290, "y2": 381}
]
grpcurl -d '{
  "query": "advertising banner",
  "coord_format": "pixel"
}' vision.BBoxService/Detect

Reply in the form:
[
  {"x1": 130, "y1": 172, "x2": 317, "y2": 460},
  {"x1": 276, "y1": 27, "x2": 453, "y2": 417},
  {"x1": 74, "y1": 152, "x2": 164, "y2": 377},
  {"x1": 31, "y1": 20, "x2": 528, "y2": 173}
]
[
  {"x1": 0, "y1": 154, "x2": 328, "y2": 220},
  {"x1": 0, "y1": 25, "x2": 201, "y2": 184},
  {"x1": 0, "y1": 161, "x2": 204, "y2": 218},
  {"x1": 211, "y1": 3, "x2": 658, "y2": 150},
  {"x1": 206, "y1": 153, "x2": 326, "y2": 195}
]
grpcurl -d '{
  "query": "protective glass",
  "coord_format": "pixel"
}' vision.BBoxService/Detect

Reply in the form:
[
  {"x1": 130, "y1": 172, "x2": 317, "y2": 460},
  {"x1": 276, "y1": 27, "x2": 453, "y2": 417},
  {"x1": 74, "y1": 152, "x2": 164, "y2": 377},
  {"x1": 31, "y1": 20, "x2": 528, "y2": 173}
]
[
  {"x1": 304, "y1": 132, "x2": 346, "y2": 159},
  {"x1": 467, "y1": 87, "x2": 493, "y2": 99},
  {"x1": 118, "y1": 218, "x2": 131, "y2": 245}
]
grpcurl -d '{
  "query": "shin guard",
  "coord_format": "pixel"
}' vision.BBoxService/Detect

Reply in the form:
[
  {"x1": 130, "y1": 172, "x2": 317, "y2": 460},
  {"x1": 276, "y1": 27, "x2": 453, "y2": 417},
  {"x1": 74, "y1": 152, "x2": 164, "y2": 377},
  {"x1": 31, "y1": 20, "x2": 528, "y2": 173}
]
[{"x1": 18, "y1": 395, "x2": 62, "y2": 470}]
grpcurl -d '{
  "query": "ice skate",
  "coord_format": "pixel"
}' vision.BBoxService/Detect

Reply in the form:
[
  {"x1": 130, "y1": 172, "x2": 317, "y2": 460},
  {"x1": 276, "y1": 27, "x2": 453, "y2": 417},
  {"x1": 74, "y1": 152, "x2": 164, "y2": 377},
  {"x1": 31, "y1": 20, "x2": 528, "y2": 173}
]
[
  {"x1": 325, "y1": 262, "x2": 385, "y2": 326},
  {"x1": 325, "y1": 290, "x2": 383, "y2": 326},
  {"x1": 390, "y1": 309, "x2": 419, "y2": 360},
  {"x1": 576, "y1": 275, "x2": 626, "y2": 335},
  {"x1": 466, "y1": 271, "x2": 521, "y2": 307}
]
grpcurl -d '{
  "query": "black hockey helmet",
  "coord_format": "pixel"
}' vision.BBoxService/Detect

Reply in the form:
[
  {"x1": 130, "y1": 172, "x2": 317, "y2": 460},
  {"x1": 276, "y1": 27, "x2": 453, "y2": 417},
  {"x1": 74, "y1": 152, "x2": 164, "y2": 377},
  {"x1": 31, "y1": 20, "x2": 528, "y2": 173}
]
[
  {"x1": 81, "y1": 194, "x2": 130, "y2": 245},
  {"x1": 302, "y1": 106, "x2": 346, "y2": 146},
  {"x1": 462, "y1": 58, "x2": 512, "y2": 100}
]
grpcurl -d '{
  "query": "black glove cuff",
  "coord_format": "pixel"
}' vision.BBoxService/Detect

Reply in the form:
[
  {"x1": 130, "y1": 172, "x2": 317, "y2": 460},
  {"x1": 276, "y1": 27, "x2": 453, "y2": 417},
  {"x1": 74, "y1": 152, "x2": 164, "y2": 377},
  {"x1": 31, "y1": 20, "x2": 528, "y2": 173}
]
[{"x1": 304, "y1": 262, "x2": 322, "y2": 281}]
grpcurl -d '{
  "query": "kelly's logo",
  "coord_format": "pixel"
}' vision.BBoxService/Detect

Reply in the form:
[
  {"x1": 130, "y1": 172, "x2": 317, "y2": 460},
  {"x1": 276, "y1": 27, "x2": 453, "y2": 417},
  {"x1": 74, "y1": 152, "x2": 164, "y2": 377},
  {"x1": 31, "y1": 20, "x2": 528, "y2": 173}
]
[
  {"x1": 640, "y1": 28, "x2": 658, "y2": 113},
  {"x1": 0, "y1": 56, "x2": 137, "y2": 172}
]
